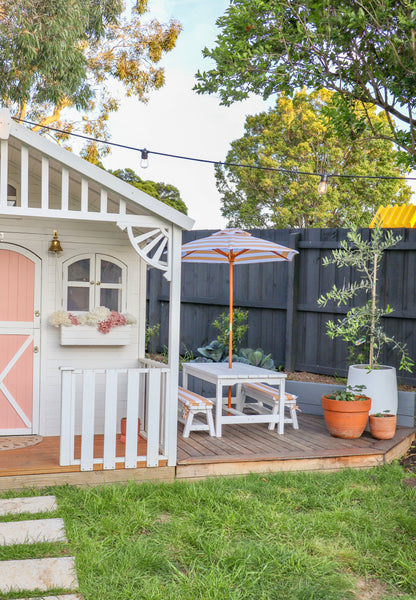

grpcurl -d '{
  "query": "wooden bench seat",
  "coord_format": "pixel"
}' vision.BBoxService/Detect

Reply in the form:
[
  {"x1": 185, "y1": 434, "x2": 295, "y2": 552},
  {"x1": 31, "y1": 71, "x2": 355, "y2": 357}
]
[
  {"x1": 241, "y1": 382, "x2": 299, "y2": 434},
  {"x1": 178, "y1": 387, "x2": 215, "y2": 438}
]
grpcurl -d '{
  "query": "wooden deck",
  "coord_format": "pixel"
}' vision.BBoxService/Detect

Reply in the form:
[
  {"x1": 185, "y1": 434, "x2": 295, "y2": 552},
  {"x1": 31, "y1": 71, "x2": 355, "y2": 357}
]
[
  {"x1": 0, "y1": 414, "x2": 414, "y2": 490},
  {"x1": 176, "y1": 414, "x2": 415, "y2": 480}
]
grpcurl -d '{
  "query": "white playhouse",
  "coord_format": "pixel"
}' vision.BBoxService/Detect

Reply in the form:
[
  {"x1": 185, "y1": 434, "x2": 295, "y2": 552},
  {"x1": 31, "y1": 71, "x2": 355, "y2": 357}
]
[{"x1": 0, "y1": 109, "x2": 194, "y2": 471}]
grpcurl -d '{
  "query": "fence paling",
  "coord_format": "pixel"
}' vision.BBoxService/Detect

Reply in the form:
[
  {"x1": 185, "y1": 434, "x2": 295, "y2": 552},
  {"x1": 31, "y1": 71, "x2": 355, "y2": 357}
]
[
  {"x1": 148, "y1": 228, "x2": 416, "y2": 386},
  {"x1": 59, "y1": 366, "x2": 169, "y2": 471}
]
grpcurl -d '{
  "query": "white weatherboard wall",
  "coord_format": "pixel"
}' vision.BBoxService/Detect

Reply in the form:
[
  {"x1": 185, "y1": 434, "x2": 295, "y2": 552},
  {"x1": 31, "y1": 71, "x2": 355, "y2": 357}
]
[{"x1": 0, "y1": 216, "x2": 146, "y2": 436}]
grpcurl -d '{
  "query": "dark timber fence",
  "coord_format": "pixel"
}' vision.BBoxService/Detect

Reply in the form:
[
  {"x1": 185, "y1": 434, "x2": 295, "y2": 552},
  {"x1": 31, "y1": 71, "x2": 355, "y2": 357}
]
[{"x1": 147, "y1": 228, "x2": 416, "y2": 386}]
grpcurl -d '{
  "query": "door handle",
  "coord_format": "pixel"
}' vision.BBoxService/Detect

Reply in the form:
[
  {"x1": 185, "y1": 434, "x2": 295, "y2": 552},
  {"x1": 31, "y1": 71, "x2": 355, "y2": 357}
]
[{"x1": 33, "y1": 346, "x2": 39, "y2": 353}]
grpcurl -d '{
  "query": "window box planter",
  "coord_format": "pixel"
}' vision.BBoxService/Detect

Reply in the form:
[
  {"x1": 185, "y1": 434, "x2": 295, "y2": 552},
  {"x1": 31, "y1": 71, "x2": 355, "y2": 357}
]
[{"x1": 60, "y1": 324, "x2": 132, "y2": 346}]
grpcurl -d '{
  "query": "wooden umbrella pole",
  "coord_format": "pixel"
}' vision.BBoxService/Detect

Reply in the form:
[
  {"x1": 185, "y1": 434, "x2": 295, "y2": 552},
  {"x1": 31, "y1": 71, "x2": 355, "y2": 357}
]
[{"x1": 228, "y1": 257, "x2": 234, "y2": 409}]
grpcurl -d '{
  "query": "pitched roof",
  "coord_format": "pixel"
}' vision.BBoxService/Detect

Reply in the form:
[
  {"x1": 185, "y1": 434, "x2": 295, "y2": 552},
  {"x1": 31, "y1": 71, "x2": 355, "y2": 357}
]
[{"x1": 8, "y1": 119, "x2": 194, "y2": 231}]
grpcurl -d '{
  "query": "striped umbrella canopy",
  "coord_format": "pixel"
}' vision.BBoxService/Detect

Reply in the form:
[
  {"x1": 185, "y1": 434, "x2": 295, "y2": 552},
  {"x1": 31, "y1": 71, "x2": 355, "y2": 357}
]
[{"x1": 182, "y1": 229, "x2": 298, "y2": 406}]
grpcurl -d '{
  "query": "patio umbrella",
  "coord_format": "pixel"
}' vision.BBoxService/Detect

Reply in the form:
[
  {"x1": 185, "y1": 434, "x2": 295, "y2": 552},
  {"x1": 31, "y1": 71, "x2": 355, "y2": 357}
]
[{"x1": 181, "y1": 229, "x2": 298, "y2": 407}]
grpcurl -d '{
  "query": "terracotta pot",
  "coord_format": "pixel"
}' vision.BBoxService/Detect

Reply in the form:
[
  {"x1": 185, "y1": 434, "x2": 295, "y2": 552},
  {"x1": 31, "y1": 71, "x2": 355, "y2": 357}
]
[
  {"x1": 120, "y1": 417, "x2": 141, "y2": 444},
  {"x1": 369, "y1": 414, "x2": 397, "y2": 440},
  {"x1": 321, "y1": 396, "x2": 371, "y2": 439}
]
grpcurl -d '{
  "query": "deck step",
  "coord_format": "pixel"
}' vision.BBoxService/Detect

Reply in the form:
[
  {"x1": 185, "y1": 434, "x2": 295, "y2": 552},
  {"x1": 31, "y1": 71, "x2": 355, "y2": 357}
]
[
  {"x1": 0, "y1": 557, "x2": 78, "y2": 593},
  {"x1": 0, "y1": 517, "x2": 67, "y2": 545},
  {"x1": 0, "y1": 495, "x2": 57, "y2": 516}
]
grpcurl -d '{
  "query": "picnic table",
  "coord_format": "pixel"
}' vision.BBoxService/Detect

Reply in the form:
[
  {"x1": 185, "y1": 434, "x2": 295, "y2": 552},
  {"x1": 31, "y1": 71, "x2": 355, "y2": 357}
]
[{"x1": 182, "y1": 362, "x2": 287, "y2": 437}]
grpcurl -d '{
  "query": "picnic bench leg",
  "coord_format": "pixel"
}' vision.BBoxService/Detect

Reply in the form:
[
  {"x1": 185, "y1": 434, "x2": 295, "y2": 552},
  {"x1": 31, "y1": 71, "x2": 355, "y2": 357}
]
[
  {"x1": 216, "y1": 382, "x2": 222, "y2": 437},
  {"x1": 206, "y1": 409, "x2": 215, "y2": 436},
  {"x1": 290, "y1": 405, "x2": 299, "y2": 429},
  {"x1": 268, "y1": 401, "x2": 279, "y2": 431},
  {"x1": 182, "y1": 410, "x2": 194, "y2": 438}
]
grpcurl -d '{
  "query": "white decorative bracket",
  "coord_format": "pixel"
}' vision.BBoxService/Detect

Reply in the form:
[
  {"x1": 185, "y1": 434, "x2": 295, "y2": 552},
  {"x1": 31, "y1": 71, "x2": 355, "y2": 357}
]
[
  {"x1": 0, "y1": 108, "x2": 12, "y2": 140},
  {"x1": 118, "y1": 223, "x2": 171, "y2": 281}
]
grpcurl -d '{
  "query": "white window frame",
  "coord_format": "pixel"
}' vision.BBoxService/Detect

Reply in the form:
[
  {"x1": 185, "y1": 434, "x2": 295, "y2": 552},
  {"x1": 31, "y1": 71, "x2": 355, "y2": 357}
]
[{"x1": 63, "y1": 253, "x2": 127, "y2": 313}]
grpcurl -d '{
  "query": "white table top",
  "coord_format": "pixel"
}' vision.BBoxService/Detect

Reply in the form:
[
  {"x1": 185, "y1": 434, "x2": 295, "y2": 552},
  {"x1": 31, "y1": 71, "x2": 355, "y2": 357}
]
[{"x1": 182, "y1": 361, "x2": 286, "y2": 383}]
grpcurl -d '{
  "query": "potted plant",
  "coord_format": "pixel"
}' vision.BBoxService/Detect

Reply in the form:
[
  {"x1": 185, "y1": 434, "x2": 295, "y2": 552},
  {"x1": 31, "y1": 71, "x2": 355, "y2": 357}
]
[
  {"x1": 369, "y1": 410, "x2": 397, "y2": 440},
  {"x1": 318, "y1": 226, "x2": 413, "y2": 417},
  {"x1": 49, "y1": 307, "x2": 135, "y2": 346},
  {"x1": 322, "y1": 384, "x2": 371, "y2": 439}
]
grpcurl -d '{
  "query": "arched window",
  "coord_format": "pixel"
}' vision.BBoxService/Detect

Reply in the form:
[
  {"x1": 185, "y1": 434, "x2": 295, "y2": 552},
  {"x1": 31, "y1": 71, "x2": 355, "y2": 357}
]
[{"x1": 63, "y1": 254, "x2": 126, "y2": 313}]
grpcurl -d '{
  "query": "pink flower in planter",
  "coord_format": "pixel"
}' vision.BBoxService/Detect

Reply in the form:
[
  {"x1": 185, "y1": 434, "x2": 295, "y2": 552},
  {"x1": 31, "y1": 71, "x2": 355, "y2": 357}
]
[
  {"x1": 68, "y1": 313, "x2": 79, "y2": 325},
  {"x1": 98, "y1": 311, "x2": 127, "y2": 333}
]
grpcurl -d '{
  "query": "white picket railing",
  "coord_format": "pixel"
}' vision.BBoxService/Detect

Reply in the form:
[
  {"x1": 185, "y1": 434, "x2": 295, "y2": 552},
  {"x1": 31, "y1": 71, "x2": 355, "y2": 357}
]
[{"x1": 59, "y1": 363, "x2": 171, "y2": 471}]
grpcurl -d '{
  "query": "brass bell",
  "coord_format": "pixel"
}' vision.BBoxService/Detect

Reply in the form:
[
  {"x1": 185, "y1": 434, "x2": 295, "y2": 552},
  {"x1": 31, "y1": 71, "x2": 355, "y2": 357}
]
[{"x1": 48, "y1": 230, "x2": 63, "y2": 253}]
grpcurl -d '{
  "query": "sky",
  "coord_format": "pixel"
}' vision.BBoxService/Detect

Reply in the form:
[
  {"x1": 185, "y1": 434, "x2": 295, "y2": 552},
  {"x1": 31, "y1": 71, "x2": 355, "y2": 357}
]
[
  {"x1": 103, "y1": 0, "x2": 273, "y2": 229},
  {"x1": 103, "y1": 0, "x2": 416, "y2": 229}
]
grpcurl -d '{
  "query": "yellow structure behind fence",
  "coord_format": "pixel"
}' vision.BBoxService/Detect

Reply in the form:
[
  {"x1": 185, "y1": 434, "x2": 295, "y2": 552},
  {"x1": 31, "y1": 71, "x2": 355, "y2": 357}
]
[{"x1": 370, "y1": 204, "x2": 416, "y2": 228}]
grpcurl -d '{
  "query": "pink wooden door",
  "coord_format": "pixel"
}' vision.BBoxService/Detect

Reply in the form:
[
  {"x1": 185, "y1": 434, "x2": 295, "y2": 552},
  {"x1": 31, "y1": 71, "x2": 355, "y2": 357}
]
[{"x1": 0, "y1": 248, "x2": 39, "y2": 434}]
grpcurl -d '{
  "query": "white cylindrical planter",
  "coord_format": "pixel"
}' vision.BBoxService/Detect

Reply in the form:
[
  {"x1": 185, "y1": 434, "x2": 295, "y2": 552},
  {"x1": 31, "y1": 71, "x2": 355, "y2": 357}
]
[{"x1": 347, "y1": 365, "x2": 398, "y2": 416}]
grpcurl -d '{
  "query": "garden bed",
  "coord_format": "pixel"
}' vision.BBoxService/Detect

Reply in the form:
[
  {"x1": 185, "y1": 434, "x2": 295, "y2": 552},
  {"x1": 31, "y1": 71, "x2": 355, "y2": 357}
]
[{"x1": 286, "y1": 370, "x2": 416, "y2": 393}]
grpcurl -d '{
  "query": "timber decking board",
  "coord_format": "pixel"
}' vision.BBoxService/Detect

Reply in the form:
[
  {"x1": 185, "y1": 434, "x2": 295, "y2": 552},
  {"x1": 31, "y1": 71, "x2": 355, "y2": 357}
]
[
  {"x1": 0, "y1": 435, "x2": 166, "y2": 477},
  {"x1": 0, "y1": 415, "x2": 414, "y2": 484},
  {"x1": 177, "y1": 414, "x2": 415, "y2": 465}
]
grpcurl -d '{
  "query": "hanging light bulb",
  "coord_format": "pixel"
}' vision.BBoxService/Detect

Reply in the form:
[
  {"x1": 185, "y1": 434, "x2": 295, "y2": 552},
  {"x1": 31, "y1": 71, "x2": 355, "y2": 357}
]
[
  {"x1": 140, "y1": 148, "x2": 149, "y2": 169},
  {"x1": 318, "y1": 173, "x2": 328, "y2": 194}
]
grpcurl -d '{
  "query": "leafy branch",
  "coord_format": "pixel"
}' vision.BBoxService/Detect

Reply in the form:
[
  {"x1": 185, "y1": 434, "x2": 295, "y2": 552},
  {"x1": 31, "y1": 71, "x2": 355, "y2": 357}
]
[{"x1": 318, "y1": 226, "x2": 413, "y2": 372}]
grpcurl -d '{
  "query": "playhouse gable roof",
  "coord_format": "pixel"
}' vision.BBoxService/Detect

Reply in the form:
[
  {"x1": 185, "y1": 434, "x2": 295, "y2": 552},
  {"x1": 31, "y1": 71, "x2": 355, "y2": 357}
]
[{"x1": 4, "y1": 117, "x2": 194, "y2": 231}]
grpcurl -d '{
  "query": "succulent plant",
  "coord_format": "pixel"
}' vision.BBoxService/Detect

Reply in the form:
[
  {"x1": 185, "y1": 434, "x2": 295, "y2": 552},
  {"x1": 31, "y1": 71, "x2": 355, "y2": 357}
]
[
  {"x1": 234, "y1": 348, "x2": 275, "y2": 370},
  {"x1": 195, "y1": 340, "x2": 227, "y2": 362}
]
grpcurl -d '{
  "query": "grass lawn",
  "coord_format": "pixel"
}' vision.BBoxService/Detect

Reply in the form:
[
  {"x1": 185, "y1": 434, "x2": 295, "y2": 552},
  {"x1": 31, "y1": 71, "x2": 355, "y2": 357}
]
[{"x1": 1, "y1": 463, "x2": 415, "y2": 600}]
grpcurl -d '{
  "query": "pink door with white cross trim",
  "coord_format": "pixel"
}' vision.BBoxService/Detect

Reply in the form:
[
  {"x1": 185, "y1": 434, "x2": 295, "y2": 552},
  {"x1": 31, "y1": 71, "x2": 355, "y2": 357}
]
[{"x1": 0, "y1": 247, "x2": 40, "y2": 435}]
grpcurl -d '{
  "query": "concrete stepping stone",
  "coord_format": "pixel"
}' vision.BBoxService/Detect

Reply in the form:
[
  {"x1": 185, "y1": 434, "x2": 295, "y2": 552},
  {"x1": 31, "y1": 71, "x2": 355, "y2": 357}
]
[
  {"x1": 15, "y1": 596, "x2": 81, "y2": 600},
  {"x1": 0, "y1": 557, "x2": 78, "y2": 593},
  {"x1": 0, "y1": 496, "x2": 57, "y2": 516},
  {"x1": 0, "y1": 517, "x2": 67, "y2": 545}
]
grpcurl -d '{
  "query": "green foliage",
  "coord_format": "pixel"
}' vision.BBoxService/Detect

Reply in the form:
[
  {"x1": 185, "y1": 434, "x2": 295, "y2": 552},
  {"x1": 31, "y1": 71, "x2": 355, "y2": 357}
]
[
  {"x1": 212, "y1": 308, "x2": 248, "y2": 352},
  {"x1": 216, "y1": 90, "x2": 410, "y2": 228},
  {"x1": 326, "y1": 384, "x2": 367, "y2": 401},
  {"x1": 179, "y1": 346, "x2": 194, "y2": 368},
  {"x1": 318, "y1": 226, "x2": 414, "y2": 372},
  {"x1": 195, "y1": 339, "x2": 226, "y2": 362},
  {"x1": 196, "y1": 309, "x2": 275, "y2": 368},
  {"x1": 110, "y1": 168, "x2": 188, "y2": 214},
  {"x1": 145, "y1": 322, "x2": 160, "y2": 352},
  {"x1": 195, "y1": 0, "x2": 416, "y2": 167},
  {"x1": 0, "y1": 0, "x2": 181, "y2": 162},
  {"x1": 6, "y1": 465, "x2": 416, "y2": 598},
  {"x1": 195, "y1": 342, "x2": 275, "y2": 370},
  {"x1": 235, "y1": 347, "x2": 275, "y2": 370}
]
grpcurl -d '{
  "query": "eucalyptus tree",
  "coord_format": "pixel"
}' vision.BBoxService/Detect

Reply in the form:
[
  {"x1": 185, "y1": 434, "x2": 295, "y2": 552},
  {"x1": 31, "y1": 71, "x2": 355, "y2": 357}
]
[{"x1": 0, "y1": 0, "x2": 181, "y2": 162}]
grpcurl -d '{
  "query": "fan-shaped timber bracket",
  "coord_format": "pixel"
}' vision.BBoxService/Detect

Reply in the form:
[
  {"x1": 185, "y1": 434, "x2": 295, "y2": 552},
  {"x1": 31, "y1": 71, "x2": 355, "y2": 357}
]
[{"x1": 118, "y1": 223, "x2": 171, "y2": 281}]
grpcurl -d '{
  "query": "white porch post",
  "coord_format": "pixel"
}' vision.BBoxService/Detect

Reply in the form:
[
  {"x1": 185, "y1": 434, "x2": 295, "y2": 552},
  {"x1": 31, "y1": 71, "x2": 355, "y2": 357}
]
[
  {"x1": 166, "y1": 224, "x2": 182, "y2": 466},
  {"x1": 59, "y1": 367, "x2": 75, "y2": 466},
  {"x1": 0, "y1": 139, "x2": 8, "y2": 207}
]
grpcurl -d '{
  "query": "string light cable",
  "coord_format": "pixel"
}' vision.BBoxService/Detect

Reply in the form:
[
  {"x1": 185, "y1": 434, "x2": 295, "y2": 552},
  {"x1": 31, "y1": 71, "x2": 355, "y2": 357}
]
[{"x1": 11, "y1": 116, "x2": 416, "y2": 187}]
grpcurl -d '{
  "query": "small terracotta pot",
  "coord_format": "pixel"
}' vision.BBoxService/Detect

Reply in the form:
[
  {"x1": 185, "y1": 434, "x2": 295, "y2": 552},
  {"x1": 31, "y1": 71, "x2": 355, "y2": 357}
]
[
  {"x1": 120, "y1": 417, "x2": 141, "y2": 444},
  {"x1": 322, "y1": 396, "x2": 371, "y2": 439},
  {"x1": 369, "y1": 414, "x2": 397, "y2": 440}
]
